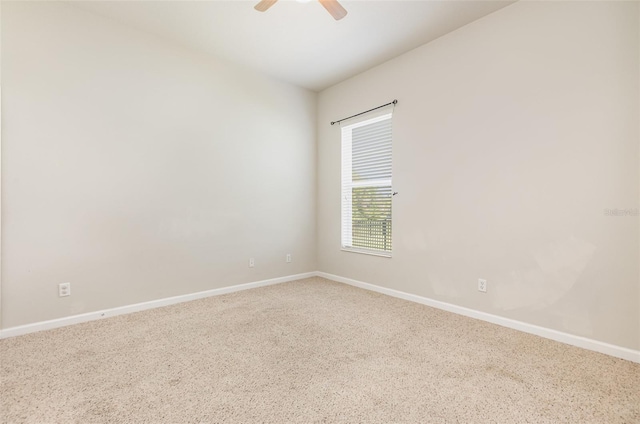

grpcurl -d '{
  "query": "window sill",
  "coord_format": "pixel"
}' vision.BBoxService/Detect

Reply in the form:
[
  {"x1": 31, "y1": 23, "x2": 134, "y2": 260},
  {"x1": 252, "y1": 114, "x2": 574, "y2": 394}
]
[{"x1": 341, "y1": 247, "x2": 392, "y2": 258}]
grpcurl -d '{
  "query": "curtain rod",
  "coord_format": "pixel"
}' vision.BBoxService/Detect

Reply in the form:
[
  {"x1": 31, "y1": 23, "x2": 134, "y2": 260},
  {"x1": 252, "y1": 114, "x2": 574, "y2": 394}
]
[{"x1": 330, "y1": 99, "x2": 397, "y2": 125}]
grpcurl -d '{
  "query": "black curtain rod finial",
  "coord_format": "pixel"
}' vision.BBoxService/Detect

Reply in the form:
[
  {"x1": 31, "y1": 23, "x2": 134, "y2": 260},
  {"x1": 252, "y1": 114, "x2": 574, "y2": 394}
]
[{"x1": 330, "y1": 99, "x2": 397, "y2": 126}]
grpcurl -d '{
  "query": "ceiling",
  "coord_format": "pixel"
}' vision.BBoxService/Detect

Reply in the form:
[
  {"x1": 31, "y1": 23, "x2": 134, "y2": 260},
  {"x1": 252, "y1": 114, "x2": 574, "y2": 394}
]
[{"x1": 74, "y1": 0, "x2": 514, "y2": 92}]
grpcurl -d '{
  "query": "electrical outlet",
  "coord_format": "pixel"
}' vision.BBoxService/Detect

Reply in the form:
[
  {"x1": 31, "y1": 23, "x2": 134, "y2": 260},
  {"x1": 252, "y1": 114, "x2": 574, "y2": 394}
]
[
  {"x1": 286, "y1": 254, "x2": 292, "y2": 263},
  {"x1": 59, "y1": 282, "x2": 71, "y2": 297},
  {"x1": 249, "y1": 258, "x2": 255, "y2": 268},
  {"x1": 478, "y1": 279, "x2": 487, "y2": 293}
]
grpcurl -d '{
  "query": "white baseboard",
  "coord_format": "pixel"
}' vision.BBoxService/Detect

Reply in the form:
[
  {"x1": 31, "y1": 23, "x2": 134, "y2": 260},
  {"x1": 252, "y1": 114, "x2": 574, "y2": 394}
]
[
  {"x1": 316, "y1": 271, "x2": 640, "y2": 364},
  {"x1": 0, "y1": 272, "x2": 316, "y2": 339},
  {"x1": 3, "y1": 270, "x2": 638, "y2": 364}
]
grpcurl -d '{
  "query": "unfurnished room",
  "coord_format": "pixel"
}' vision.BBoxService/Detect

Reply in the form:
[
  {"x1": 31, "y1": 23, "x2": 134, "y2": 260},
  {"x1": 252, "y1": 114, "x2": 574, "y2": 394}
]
[{"x1": 0, "y1": 0, "x2": 639, "y2": 423}]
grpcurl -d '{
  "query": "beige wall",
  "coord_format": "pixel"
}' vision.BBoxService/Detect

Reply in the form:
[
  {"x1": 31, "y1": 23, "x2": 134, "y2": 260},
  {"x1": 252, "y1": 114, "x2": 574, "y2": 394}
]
[
  {"x1": 317, "y1": 1, "x2": 640, "y2": 350},
  {"x1": 1, "y1": 2, "x2": 317, "y2": 328},
  {"x1": 0, "y1": 1, "x2": 3, "y2": 331}
]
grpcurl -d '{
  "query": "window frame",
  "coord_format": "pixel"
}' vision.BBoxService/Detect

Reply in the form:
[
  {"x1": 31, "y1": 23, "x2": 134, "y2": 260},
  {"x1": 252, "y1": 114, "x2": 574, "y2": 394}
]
[{"x1": 340, "y1": 112, "x2": 393, "y2": 258}]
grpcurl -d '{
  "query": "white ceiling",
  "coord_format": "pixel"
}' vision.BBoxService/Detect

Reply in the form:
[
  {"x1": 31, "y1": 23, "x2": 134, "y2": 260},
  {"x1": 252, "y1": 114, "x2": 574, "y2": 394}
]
[{"x1": 74, "y1": 0, "x2": 514, "y2": 92}]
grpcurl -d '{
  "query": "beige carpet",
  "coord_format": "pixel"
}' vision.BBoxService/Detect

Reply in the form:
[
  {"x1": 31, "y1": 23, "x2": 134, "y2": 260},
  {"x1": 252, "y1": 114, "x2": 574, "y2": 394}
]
[{"x1": 1, "y1": 277, "x2": 638, "y2": 423}]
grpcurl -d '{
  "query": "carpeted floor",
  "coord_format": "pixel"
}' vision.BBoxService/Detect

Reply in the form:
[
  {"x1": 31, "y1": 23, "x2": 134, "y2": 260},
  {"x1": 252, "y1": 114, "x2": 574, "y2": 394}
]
[{"x1": 1, "y1": 277, "x2": 638, "y2": 423}]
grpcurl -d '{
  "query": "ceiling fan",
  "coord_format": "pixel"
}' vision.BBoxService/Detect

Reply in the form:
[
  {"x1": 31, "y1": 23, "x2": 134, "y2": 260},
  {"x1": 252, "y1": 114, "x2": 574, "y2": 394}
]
[{"x1": 254, "y1": 0, "x2": 348, "y2": 21}]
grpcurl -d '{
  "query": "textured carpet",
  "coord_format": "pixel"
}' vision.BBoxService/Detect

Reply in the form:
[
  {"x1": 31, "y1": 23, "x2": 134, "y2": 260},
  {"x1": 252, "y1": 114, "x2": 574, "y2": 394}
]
[{"x1": 1, "y1": 277, "x2": 638, "y2": 423}]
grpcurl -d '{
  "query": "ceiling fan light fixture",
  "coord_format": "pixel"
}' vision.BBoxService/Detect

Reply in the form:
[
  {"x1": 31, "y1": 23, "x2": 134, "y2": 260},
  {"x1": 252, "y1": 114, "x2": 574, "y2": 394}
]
[{"x1": 254, "y1": 0, "x2": 347, "y2": 20}]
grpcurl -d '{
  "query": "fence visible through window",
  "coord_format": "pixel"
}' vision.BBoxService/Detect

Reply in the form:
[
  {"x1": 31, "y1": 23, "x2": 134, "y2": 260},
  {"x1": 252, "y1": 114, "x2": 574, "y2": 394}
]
[{"x1": 351, "y1": 219, "x2": 392, "y2": 251}]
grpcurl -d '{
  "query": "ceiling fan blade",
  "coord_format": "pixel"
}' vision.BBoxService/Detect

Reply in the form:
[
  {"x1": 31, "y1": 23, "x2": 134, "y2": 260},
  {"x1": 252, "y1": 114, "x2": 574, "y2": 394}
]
[
  {"x1": 319, "y1": 0, "x2": 348, "y2": 20},
  {"x1": 254, "y1": 0, "x2": 278, "y2": 12}
]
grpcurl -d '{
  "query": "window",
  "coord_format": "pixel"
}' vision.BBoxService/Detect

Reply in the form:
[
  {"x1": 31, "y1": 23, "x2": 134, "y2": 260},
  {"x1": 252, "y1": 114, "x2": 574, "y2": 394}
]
[{"x1": 341, "y1": 113, "x2": 393, "y2": 256}]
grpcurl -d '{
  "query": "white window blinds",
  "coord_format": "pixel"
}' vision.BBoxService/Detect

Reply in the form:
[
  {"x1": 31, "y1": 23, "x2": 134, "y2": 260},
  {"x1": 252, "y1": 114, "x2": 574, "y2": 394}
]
[{"x1": 341, "y1": 113, "x2": 393, "y2": 256}]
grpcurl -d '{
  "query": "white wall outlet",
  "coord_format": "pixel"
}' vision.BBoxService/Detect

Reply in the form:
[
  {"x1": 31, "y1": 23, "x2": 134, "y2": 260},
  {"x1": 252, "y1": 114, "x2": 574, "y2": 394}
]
[
  {"x1": 59, "y1": 282, "x2": 71, "y2": 297},
  {"x1": 286, "y1": 254, "x2": 292, "y2": 263},
  {"x1": 478, "y1": 279, "x2": 487, "y2": 293},
  {"x1": 249, "y1": 258, "x2": 255, "y2": 268}
]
